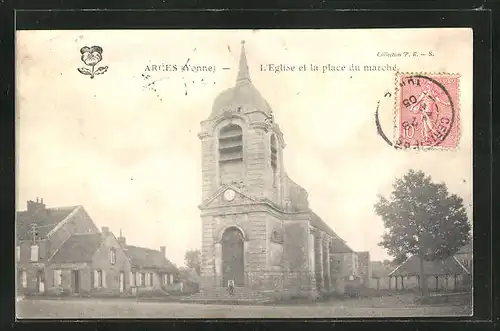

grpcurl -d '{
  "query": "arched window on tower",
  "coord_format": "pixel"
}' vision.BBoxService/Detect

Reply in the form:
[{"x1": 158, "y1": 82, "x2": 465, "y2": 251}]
[
  {"x1": 271, "y1": 135, "x2": 278, "y2": 187},
  {"x1": 219, "y1": 124, "x2": 243, "y2": 185}
]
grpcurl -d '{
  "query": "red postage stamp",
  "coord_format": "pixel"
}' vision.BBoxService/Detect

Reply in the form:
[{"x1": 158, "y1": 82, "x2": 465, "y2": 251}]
[{"x1": 395, "y1": 73, "x2": 460, "y2": 149}]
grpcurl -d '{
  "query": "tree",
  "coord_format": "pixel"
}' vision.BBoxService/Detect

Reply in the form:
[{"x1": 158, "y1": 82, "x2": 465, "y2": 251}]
[
  {"x1": 184, "y1": 249, "x2": 201, "y2": 274},
  {"x1": 375, "y1": 170, "x2": 470, "y2": 297}
]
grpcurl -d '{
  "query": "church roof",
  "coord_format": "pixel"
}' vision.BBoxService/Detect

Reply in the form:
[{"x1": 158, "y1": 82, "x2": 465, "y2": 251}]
[
  {"x1": 388, "y1": 255, "x2": 470, "y2": 277},
  {"x1": 329, "y1": 237, "x2": 354, "y2": 254},
  {"x1": 308, "y1": 211, "x2": 354, "y2": 253},
  {"x1": 310, "y1": 211, "x2": 344, "y2": 240},
  {"x1": 211, "y1": 41, "x2": 273, "y2": 118}
]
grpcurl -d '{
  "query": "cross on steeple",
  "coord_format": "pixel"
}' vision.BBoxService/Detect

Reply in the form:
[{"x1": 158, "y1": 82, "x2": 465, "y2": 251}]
[{"x1": 236, "y1": 40, "x2": 251, "y2": 84}]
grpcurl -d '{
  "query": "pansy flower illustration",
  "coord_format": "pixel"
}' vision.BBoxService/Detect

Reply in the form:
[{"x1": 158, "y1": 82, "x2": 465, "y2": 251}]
[{"x1": 78, "y1": 46, "x2": 108, "y2": 79}]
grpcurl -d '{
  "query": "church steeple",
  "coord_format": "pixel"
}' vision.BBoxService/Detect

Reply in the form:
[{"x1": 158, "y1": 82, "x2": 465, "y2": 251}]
[
  {"x1": 236, "y1": 41, "x2": 251, "y2": 84},
  {"x1": 210, "y1": 40, "x2": 272, "y2": 118}
]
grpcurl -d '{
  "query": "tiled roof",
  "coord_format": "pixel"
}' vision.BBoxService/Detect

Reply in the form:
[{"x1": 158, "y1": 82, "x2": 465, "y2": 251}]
[
  {"x1": 124, "y1": 245, "x2": 178, "y2": 273},
  {"x1": 329, "y1": 237, "x2": 354, "y2": 254},
  {"x1": 371, "y1": 262, "x2": 395, "y2": 278},
  {"x1": 180, "y1": 268, "x2": 202, "y2": 284},
  {"x1": 50, "y1": 233, "x2": 103, "y2": 263},
  {"x1": 389, "y1": 255, "x2": 470, "y2": 277},
  {"x1": 456, "y1": 242, "x2": 472, "y2": 254},
  {"x1": 16, "y1": 206, "x2": 79, "y2": 241},
  {"x1": 309, "y1": 211, "x2": 343, "y2": 239},
  {"x1": 308, "y1": 212, "x2": 353, "y2": 253}
]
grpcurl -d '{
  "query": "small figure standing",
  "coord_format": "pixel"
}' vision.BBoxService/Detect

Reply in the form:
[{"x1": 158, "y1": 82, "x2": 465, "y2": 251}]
[{"x1": 227, "y1": 279, "x2": 235, "y2": 296}]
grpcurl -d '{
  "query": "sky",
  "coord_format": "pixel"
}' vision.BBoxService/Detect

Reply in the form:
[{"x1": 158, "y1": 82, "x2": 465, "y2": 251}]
[{"x1": 16, "y1": 29, "x2": 473, "y2": 267}]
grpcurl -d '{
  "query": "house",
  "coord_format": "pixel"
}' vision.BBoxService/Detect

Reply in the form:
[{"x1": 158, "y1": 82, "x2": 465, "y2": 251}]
[
  {"x1": 356, "y1": 251, "x2": 372, "y2": 286},
  {"x1": 328, "y1": 237, "x2": 361, "y2": 294},
  {"x1": 455, "y1": 242, "x2": 472, "y2": 273},
  {"x1": 178, "y1": 267, "x2": 202, "y2": 294},
  {"x1": 388, "y1": 255, "x2": 470, "y2": 292},
  {"x1": 16, "y1": 198, "x2": 180, "y2": 297},
  {"x1": 118, "y1": 234, "x2": 179, "y2": 295},
  {"x1": 370, "y1": 260, "x2": 396, "y2": 290},
  {"x1": 47, "y1": 227, "x2": 131, "y2": 296},
  {"x1": 16, "y1": 198, "x2": 99, "y2": 295}
]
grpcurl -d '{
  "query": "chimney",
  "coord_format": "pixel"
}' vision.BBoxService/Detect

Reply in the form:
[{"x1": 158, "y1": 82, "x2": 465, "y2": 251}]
[
  {"x1": 27, "y1": 198, "x2": 46, "y2": 213},
  {"x1": 117, "y1": 229, "x2": 126, "y2": 245},
  {"x1": 160, "y1": 246, "x2": 166, "y2": 257},
  {"x1": 101, "y1": 227, "x2": 109, "y2": 236},
  {"x1": 117, "y1": 236, "x2": 126, "y2": 246}
]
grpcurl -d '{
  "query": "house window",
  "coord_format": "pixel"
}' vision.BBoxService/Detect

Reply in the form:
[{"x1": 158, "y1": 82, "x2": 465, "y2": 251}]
[
  {"x1": 53, "y1": 269, "x2": 62, "y2": 287},
  {"x1": 163, "y1": 274, "x2": 168, "y2": 285},
  {"x1": 135, "y1": 272, "x2": 141, "y2": 287},
  {"x1": 149, "y1": 273, "x2": 154, "y2": 287},
  {"x1": 109, "y1": 248, "x2": 116, "y2": 265},
  {"x1": 20, "y1": 270, "x2": 27, "y2": 288},
  {"x1": 30, "y1": 245, "x2": 39, "y2": 262},
  {"x1": 169, "y1": 274, "x2": 174, "y2": 285},
  {"x1": 16, "y1": 246, "x2": 20, "y2": 262},
  {"x1": 130, "y1": 272, "x2": 135, "y2": 287},
  {"x1": 140, "y1": 273, "x2": 145, "y2": 287},
  {"x1": 93, "y1": 269, "x2": 105, "y2": 288},
  {"x1": 97, "y1": 270, "x2": 103, "y2": 287}
]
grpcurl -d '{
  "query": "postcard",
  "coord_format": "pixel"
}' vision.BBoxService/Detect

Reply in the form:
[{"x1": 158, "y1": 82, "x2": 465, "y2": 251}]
[{"x1": 15, "y1": 28, "x2": 472, "y2": 318}]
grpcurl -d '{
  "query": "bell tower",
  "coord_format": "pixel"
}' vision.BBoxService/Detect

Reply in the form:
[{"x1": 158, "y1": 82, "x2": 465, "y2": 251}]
[
  {"x1": 198, "y1": 41, "x2": 287, "y2": 290},
  {"x1": 198, "y1": 41, "x2": 285, "y2": 204},
  {"x1": 191, "y1": 42, "x2": 327, "y2": 301}
]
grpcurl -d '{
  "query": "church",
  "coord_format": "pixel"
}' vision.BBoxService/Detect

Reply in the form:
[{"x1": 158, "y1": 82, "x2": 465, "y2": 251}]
[{"x1": 196, "y1": 42, "x2": 366, "y2": 301}]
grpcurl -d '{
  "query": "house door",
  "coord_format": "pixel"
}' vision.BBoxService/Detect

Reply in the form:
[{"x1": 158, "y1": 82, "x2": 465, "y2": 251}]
[
  {"x1": 36, "y1": 270, "x2": 45, "y2": 293},
  {"x1": 119, "y1": 272, "x2": 125, "y2": 293},
  {"x1": 72, "y1": 270, "x2": 80, "y2": 294},
  {"x1": 222, "y1": 227, "x2": 245, "y2": 287}
]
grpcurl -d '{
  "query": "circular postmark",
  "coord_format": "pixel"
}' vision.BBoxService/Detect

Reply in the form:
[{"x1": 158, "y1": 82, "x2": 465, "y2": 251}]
[{"x1": 395, "y1": 74, "x2": 457, "y2": 149}]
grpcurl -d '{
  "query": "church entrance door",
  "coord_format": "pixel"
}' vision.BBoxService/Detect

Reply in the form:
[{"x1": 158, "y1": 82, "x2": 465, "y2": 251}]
[{"x1": 221, "y1": 227, "x2": 245, "y2": 287}]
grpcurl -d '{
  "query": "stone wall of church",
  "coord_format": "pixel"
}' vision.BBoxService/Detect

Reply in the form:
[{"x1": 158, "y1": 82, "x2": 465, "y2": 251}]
[
  {"x1": 201, "y1": 137, "x2": 216, "y2": 202},
  {"x1": 244, "y1": 212, "x2": 268, "y2": 273},
  {"x1": 244, "y1": 128, "x2": 269, "y2": 199},
  {"x1": 266, "y1": 214, "x2": 284, "y2": 269},
  {"x1": 283, "y1": 220, "x2": 317, "y2": 298},
  {"x1": 200, "y1": 210, "x2": 270, "y2": 289},
  {"x1": 245, "y1": 213, "x2": 286, "y2": 295},
  {"x1": 200, "y1": 215, "x2": 216, "y2": 288}
]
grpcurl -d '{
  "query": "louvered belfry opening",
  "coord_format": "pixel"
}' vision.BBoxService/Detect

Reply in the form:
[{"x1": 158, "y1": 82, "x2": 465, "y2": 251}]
[
  {"x1": 219, "y1": 124, "x2": 243, "y2": 185},
  {"x1": 271, "y1": 135, "x2": 278, "y2": 186}
]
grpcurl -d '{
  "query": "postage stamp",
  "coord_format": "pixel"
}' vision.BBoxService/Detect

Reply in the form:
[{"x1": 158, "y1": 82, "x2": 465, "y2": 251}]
[{"x1": 395, "y1": 73, "x2": 460, "y2": 149}]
